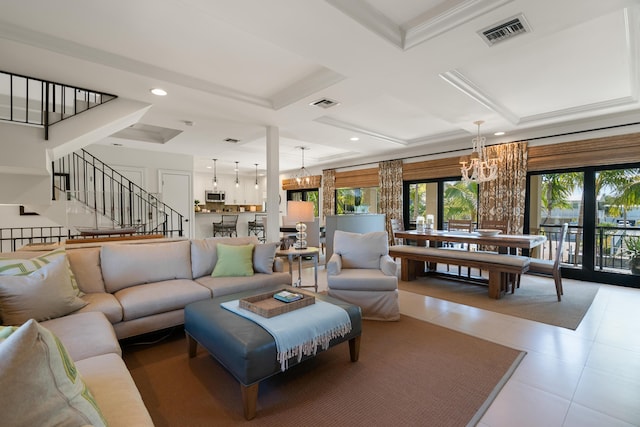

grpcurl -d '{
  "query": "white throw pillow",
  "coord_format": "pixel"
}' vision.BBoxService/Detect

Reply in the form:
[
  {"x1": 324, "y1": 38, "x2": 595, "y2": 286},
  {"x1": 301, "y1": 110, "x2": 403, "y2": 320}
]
[
  {"x1": 334, "y1": 230, "x2": 389, "y2": 269},
  {"x1": 0, "y1": 257, "x2": 87, "y2": 325},
  {"x1": 0, "y1": 319, "x2": 107, "y2": 427}
]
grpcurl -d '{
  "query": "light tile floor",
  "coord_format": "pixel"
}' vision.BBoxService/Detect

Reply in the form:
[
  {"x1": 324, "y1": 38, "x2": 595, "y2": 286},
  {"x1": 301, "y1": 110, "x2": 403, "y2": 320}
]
[{"x1": 293, "y1": 265, "x2": 640, "y2": 427}]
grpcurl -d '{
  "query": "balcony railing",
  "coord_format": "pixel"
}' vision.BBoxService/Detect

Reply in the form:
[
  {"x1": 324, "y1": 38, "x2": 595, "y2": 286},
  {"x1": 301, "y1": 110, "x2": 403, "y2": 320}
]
[{"x1": 538, "y1": 223, "x2": 640, "y2": 274}]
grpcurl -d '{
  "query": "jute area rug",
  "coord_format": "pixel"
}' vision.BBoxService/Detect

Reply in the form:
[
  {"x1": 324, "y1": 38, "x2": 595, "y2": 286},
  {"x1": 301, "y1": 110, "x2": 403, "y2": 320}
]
[
  {"x1": 123, "y1": 316, "x2": 524, "y2": 427},
  {"x1": 398, "y1": 274, "x2": 600, "y2": 330}
]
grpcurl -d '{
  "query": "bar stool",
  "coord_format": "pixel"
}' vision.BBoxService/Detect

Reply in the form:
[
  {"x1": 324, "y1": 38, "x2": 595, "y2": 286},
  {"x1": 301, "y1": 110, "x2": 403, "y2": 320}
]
[
  {"x1": 212, "y1": 215, "x2": 238, "y2": 237},
  {"x1": 248, "y1": 214, "x2": 267, "y2": 242}
]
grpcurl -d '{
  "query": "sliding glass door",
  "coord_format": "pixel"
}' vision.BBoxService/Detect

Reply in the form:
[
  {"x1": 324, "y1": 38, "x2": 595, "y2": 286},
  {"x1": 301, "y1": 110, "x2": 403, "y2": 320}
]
[{"x1": 527, "y1": 164, "x2": 640, "y2": 287}]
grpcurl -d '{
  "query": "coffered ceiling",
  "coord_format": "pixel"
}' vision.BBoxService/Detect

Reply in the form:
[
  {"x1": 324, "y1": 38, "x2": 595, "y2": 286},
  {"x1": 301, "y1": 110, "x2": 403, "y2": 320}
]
[{"x1": 1, "y1": 0, "x2": 638, "y2": 175}]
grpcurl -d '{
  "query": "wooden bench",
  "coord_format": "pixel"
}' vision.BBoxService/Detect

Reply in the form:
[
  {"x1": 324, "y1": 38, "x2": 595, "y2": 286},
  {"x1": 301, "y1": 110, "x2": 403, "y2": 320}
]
[{"x1": 389, "y1": 245, "x2": 530, "y2": 299}]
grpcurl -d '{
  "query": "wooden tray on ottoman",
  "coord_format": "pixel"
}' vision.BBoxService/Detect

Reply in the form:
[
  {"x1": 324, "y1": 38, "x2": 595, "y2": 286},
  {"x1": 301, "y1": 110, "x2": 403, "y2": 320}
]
[{"x1": 239, "y1": 289, "x2": 315, "y2": 318}]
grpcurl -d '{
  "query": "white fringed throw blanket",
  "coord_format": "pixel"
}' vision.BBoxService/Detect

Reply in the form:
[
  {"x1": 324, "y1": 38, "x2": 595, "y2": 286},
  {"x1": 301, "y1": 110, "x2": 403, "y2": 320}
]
[{"x1": 221, "y1": 299, "x2": 352, "y2": 371}]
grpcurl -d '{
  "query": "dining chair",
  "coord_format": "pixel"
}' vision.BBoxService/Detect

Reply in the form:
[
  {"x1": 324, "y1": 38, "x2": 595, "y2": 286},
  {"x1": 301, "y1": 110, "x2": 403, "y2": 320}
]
[
  {"x1": 526, "y1": 223, "x2": 568, "y2": 301},
  {"x1": 479, "y1": 219, "x2": 513, "y2": 288},
  {"x1": 390, "y1": 218, "x2": 404, "y2": 246},
  {"x1": 446, "y1": 219, "x2": 474, "y2": 277}
]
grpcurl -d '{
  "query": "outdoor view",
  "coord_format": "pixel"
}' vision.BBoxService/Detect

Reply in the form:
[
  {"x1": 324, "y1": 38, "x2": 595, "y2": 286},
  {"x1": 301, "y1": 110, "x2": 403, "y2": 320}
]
[
  {"x1": 408, "y1": 181, "x2": 478, "y2": 227},
  {"x1": 336, "y1": 187, "x2": 379, "y2": 215},
  {"x1": 532, "y1": 167, "x2": 640, "y2": 275}
]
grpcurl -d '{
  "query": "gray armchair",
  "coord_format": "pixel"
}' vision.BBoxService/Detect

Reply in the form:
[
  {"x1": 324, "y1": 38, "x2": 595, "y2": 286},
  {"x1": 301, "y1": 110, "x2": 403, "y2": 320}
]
[{"x1": 327, "y1": 230, "x2": 399, "y2": 321}]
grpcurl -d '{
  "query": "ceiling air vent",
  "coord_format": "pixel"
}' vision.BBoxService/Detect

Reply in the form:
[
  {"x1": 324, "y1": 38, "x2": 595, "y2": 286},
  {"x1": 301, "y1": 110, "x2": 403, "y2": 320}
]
[
  {"x1": 479, "y1": 14, "x2": 530, "y2": 46},
  {"x1": 224, "y1": 138, "x2": 240, "y2": 144},
  {"x1": 310, "y1": 98, "x2": 340, "y2": 109}
]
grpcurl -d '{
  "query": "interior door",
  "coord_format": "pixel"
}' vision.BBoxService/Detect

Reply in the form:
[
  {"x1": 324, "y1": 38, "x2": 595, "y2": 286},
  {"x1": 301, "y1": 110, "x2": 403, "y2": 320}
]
[{"x1": 159, "y1": 170, "x2": 192, "y2": 238}]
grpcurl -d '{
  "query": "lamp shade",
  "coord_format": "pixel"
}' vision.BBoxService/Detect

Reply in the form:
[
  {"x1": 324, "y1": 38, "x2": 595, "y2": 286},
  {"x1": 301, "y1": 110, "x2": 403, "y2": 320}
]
[{"x1": 287, "y1": 201, "x2": 314, "y2": 223}]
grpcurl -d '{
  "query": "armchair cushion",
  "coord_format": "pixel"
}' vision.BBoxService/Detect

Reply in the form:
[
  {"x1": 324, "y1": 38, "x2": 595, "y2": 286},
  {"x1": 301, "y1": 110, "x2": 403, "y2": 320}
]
[{"x1": 333, "y1": 230, "x2": 389, "y2": 269}]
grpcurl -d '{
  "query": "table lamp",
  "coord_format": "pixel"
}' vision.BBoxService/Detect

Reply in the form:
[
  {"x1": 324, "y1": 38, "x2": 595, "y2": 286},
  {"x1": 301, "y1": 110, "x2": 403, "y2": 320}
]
[{"x1": 287, "y1": 201, "x2": 314, "y2": 249}]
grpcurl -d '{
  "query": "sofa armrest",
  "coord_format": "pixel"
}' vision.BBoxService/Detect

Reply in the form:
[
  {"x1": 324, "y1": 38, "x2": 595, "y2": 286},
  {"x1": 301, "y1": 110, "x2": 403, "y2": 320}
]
[
  {"x1": 326, "y1": 253, "x2": 342, "y2": 276},
  {"x1": 380, "y1": 254, "x2": 398, "y2": 277}
]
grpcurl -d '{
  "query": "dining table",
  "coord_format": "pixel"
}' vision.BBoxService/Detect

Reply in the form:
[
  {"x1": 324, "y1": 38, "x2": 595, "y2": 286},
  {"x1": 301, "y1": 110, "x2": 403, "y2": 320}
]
[{"x1": 394, "y1": 229, "x2": 546, "y2": 251}]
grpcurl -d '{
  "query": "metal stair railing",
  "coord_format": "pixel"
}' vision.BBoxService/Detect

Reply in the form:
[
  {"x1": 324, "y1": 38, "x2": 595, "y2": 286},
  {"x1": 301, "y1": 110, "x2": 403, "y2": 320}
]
[
  {"x1": 53, "y1": 149, "x2": 184, "y2": 237},
  {"x1": 0, "y1": 70, "x2": 117, "y2": 140}
]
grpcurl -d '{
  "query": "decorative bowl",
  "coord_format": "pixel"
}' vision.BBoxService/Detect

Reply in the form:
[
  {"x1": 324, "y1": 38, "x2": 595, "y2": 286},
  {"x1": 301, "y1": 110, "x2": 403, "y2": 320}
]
[{"x1": 476, "y1": 229, "x2": 502, "y2": 236}]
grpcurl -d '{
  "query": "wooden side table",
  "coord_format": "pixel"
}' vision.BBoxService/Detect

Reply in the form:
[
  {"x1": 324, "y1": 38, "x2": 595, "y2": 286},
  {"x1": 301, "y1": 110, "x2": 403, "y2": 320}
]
[{"x1": 276, "y1": 247, "x2": 319, "y2": 292}]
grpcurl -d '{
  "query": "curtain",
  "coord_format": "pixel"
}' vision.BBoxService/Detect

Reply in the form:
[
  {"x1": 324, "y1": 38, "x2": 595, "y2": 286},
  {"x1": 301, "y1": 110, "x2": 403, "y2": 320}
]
[
  {"x1": 479, "y1": 142, "x2": 528, "y2": 234},
  {"x1": 322, "y1": 169, "x2": 336, "y2": 222},
  {"x1": 378, "y1": 160, "x2": 403, "y2": 245}
]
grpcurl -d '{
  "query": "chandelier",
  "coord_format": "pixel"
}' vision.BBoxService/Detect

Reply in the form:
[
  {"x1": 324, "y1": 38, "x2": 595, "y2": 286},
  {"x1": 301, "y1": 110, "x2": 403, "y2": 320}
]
[
  {"x1": 460, "y1": 120, "x2": 498, "y2": 183},
  {"x1": 294, "y1": 146, "x2": 311, "y2": 187}
]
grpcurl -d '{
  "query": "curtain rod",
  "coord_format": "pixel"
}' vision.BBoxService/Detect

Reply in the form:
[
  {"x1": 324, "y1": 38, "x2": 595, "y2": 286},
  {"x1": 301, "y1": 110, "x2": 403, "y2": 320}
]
[{"x1": 324, "y1": 120, "x2": 640, "y2": 172}]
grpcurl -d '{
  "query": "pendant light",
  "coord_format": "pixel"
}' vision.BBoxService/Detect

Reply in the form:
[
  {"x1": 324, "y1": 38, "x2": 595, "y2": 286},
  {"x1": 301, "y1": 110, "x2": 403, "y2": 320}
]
[
  {"x1": 235, "y1": 161, "x2": 239, "y2": 188},
  {"x1": 212, "y1": 158, "x2": 218, "y2": 188},
  {"x1": 254, "y1": 163, "x2": 259, "y2": 189}
]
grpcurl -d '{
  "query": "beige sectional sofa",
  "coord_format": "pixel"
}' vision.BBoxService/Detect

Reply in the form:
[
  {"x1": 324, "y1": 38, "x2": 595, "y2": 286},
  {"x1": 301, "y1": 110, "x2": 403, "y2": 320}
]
[{"x1": 0, "y1": 236, "x2": 291, "y2": 426}]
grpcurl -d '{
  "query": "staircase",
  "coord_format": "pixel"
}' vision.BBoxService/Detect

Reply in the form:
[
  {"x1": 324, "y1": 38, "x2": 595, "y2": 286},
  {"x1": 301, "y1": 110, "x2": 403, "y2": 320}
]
[
  {"x1": 52, "y1": 150, "x2": 184, "y2": 237},
  {"x1": 0, "y1": 70, "x2": 183, "y2": 241}
]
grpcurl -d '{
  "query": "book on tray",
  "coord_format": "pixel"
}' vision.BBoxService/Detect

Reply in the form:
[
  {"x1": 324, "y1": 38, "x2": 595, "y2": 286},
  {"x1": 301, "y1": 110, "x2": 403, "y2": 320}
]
[{"x1": 273, "y1": 290, "x2": 303, "y2": 303}]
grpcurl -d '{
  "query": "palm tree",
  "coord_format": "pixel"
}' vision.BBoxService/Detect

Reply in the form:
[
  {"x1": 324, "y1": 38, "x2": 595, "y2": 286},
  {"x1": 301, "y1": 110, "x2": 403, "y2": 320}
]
[{"x1": 444, "y1": 181, "x2": 478, "y2": 221}]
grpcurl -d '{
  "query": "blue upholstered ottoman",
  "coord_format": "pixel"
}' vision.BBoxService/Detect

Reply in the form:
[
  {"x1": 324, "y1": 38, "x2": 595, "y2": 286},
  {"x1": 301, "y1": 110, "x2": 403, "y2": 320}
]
[{"x1": 184, "y1": 285, "x2": 362, "y2": 420}]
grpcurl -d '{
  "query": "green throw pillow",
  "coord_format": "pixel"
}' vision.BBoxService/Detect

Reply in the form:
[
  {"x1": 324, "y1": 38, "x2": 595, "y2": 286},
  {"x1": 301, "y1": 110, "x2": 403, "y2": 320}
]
[
  {"x1": 212, "y1": 243, "x2": 255, "y2": 277},
  {"x1": 0, "y1": 319, "x2": 107, "y2": 427}
]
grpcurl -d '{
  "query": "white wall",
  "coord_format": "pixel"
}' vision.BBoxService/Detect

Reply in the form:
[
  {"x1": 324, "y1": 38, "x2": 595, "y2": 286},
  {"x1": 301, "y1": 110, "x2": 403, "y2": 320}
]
[{"x1": 85, "y1": 144, "x2": 193, "y2": 194}]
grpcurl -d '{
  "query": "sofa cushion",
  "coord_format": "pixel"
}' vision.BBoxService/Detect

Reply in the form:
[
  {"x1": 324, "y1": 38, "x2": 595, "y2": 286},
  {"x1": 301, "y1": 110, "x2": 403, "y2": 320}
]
[
  {"x1": 101, "y1": 240, "x2": 193, "y2": 293},
  {"x1": 334, "y1": 230, "x2": 389, "y2": 269},
  {"x1": 114, "y1": 279, "x2": 211, "y2": 321},
  {"x1": 191, "y1": 236, "x2": 259, "y2": 278},
  {"x1": 75, "y1": 353, "x2": 154, "y2": 427},
  {"x1": 0, "y1": 257, "x2": 87, "y2": 325},
  {"x1": 42, "y1": 311, "x2": 122, "y2": 361},
  {"x1": 0, "y1": 319, "x2": 107, "y2": 427},
  {"x1": 77, "y1": 292, "x2": 124, "y2": 324},
  {"x1": 253, "y1": 242, "x2": 279, "y2": 274},
  {"x1": 195, "y1": 272, "x2": 291, "y2": 298},
  {"x1": 212, "y1": 243, "x2": 254, "y2": 277},
  {"x1": 66, "y1": 247, "x2": 106, "y2": 293},
  {"x1": 0, "y1": 248, "x2": 82, "y2": 295}
]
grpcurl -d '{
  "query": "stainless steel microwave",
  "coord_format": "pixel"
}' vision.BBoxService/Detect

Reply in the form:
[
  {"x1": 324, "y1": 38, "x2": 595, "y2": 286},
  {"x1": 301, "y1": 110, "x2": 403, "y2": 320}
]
[{"x1": 205, "y1": 191, "x2": 225, "y2": 202}]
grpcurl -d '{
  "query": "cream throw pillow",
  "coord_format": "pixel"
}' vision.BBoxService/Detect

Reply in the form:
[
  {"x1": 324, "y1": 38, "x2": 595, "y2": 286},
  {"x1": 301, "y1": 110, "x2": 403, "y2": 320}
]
[
  {"x1": 0, "y1": 319, "x2": 107, "y2": 427},
  {"x1": 0, "y1": 257, "x2": 87, "y2": 325},
  {"x1": 0, "y1": 248, "x2": 82, "y2": 296}
]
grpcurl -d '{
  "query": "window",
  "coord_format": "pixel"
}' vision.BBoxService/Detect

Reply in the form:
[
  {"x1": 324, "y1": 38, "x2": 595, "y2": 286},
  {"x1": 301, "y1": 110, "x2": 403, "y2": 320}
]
[
  {"x1": 336, "y1": 187, "x2": 379, "y2": 214},
  {"x1": 443, "y1": 180, "x2": 478, "y2": 226},
  {"x1": 527, "y1": 165, "x2": 640, "y2": 286}
]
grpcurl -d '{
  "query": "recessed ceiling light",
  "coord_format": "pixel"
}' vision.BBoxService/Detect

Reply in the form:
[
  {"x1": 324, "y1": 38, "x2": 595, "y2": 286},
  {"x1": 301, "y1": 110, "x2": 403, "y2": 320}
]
[
  {"x1": 206, "y1": 166, "x2": 212, "y2": 169},
  {"x1": 494, "y1": 131, "x2": 505, "y2": 136},
  {"x1": 150, "y1": 88, "x2": 167, "y2": 96},
  {"x1": 350, "y1": 137, "x2": 360, "y2": 141}
]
